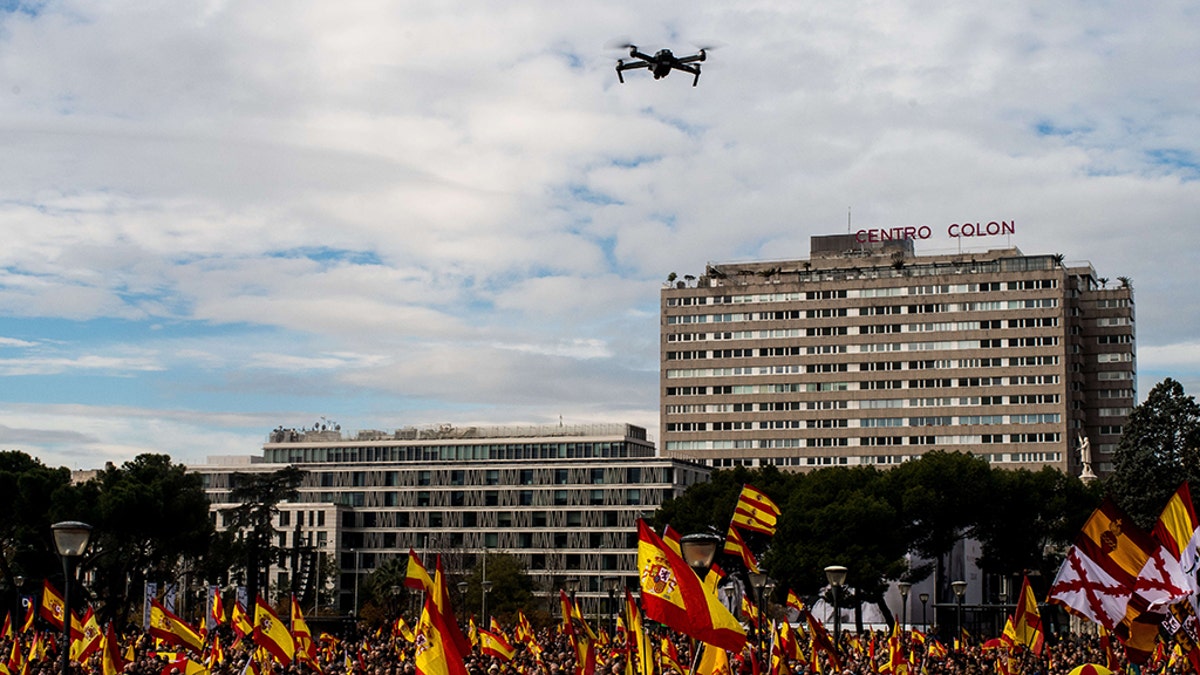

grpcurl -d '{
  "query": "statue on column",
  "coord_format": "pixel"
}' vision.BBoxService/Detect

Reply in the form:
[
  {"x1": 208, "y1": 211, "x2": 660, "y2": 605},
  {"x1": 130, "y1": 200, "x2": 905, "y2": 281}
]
[{"x1": 1078, "y1": 433, "x2": 1097, "y2": 482}]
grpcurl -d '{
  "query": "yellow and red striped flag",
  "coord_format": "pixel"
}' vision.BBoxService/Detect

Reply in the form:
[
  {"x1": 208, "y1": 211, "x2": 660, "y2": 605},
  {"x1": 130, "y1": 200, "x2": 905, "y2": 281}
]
[{"x1": 730, "y1": 484, "x2": 781, "y2": 536}]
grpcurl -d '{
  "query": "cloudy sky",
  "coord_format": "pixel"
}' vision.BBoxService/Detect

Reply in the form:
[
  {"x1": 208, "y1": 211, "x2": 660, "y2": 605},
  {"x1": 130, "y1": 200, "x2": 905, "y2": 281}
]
[{"x1": 2, "y1": 0, "x2": 1198, "y2": 470}]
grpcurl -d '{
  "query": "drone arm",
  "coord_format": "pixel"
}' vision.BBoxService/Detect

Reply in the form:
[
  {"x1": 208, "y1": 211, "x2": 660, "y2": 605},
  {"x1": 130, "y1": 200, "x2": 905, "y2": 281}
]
[
  {"x1": 628, "y1": 49, "x2": 655, "y2": 62},
  {"x1": 670, "y1": 63, "x2": 702, "y2": 86}
]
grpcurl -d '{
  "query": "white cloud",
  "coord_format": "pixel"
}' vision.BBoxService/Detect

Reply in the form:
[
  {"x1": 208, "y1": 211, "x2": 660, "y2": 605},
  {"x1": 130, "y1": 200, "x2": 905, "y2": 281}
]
[{"x1": 0, "y1": 0, "x2": 1198, "y2": 466}]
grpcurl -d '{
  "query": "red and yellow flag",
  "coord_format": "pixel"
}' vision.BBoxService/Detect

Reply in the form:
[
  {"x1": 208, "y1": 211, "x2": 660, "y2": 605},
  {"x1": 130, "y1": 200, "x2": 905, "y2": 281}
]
[
  {"x1": 209, "y1": 588, "x2": 225, "y2": 628},
  {"x1": 149, "y1": 599, "x2": 204, "y2": 654},
  {"x1": 1011, "y1": 575, "x2": 1044, "y2": 655},
  {"x1": 291, "y1": 596, "x2": 316, "y2": 666},
  {"x1": 478, "y1": 628, "x2": 515, "y2": 662},
  {"x1": 637, "y1": 519, "x2": 746, "y2": 653},
  {"x1": 231, "y1": 602, "x2": 252, "y2": 640},
  {"x1": 71, "y1": 608, "x2": 103, "y2": 662},
  {"x1": 722, "y1": 525, "x2": 760, "y2": 573},
  {"x1": 39, "y1": 581, "x2": 66, "y2": 630},
  {"x1": 413, "y1": 596, "x2": 468, "y2": 675},
  {"x1": 730, "y1": 484, "x2": 781, "y2": 536},
  {"x1": 100, "y1": 624, "x2": 127, "y2": 675},
  {"x1": 252, "y1": 596, "x2": 295, "y2": 666},
  {"x1": 405, "y1": 550, "x2": 435, "y2": 595}
]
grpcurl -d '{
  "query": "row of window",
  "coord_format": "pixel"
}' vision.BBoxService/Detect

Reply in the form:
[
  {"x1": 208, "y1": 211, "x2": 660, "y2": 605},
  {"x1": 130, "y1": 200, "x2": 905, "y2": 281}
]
[
  {"x1": 667, "y1": 413, "x2": 1060, "y2": 431},
  {"x1": 307, "y1": 487, "x2": 653, "y2": 508},
  {"x1": 667, "y1": 354, "x2": 1059, "y2": 371},
  {"x1": 666, "y1": 375, "x2": 1061, "y2": 395},
  {"x1": 706, "y1": 449, "x2": 1065, "y2": 469},
  {"x1": 666, "y1": 299, "x2": 1060, "y2": 324},
  {"x1": 666, "y1": 393, "x2": 1060, "y2": 414},
  {"x1": 666, "y1": 432, "x2": 1063, "y2": 450},
  {"x1": 667, "y1": 372, "x2": 1060, "y2": 389},
  {"x1": 664, "y1": 278, "x2": 1060, "y2": 306},
  {"x1": 264, "y1": 440, "x2": 652, "y2": 464}
]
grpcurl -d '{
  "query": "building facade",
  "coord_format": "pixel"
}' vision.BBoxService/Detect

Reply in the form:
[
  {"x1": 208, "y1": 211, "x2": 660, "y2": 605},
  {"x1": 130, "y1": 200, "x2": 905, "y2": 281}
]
[
  {"x1": 191, "y1": 423, "x2": 710, "y2": 615},
  {"x1": 660, "y1": 234, "x2": 1135, "y2": 477}
]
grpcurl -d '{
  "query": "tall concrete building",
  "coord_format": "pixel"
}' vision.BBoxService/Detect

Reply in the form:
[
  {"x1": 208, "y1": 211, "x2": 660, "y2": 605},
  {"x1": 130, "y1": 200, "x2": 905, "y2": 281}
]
[
  {"x1": 660, "y1": 233, "x2": 1135, "y2": 477},
  {"x1": 191, "y1": 422, "x2": 709, "y2": 615}
]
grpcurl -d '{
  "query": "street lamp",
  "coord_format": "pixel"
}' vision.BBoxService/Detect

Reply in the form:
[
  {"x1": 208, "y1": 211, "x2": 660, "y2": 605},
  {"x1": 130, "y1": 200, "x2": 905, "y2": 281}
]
[
  {"x1": 603, "y1": 576, "x2": 620, "y2": 635},
  {"x1": 951, "y1": 580, "x2": 968, "y2": 646},
  {"x1": 481, "y1": 580, "x2": 493, "y2": 626},
  {"x1": 897, "y1": 581, "x2": 911, "y2": 632},
  {"x1": 565, "y1": 576, "x2": 579, "y2": 605},
  {"x1": 679, "y1": 532, "x2": 721, "y2": 572},
  {"x1": 52, "y1": 521, "x2": 93, "y2": 675},
  {"x1": 748, "y1": 572, "x2": 769, "y2": 644},
  {"x1": 919, "y1": 593, "x2": 929, "y2": 632},
  {"x1": 350, "y1": 548, "x2": 361, "y2": 617},
  {"x1": 825, "y1": 565, "x2": 847, "y2": 653}
]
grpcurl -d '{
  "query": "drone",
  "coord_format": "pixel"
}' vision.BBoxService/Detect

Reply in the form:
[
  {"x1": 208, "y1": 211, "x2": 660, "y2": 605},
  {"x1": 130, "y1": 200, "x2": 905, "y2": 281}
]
[{"x1": 615, "y1": 45, "x2": 707, "y2": 86}]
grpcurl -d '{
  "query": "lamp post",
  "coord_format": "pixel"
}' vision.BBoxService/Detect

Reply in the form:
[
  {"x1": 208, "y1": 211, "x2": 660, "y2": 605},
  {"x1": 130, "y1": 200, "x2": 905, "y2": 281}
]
[
  {"x1": 52, "y1": 521, "x2": 93, "y2": 675},
  {"x1": 603, "y1": 576, "x2": 620, "y2": 635},
  {"x1": 351, "y1": 548, "x2": 361, "y2": 617},
  {"x1": 748, "y1": 571, "x2": 769, "y2": 645},
  {"x1": 9, "y1": 575, "x2": 24, "y2": 630},
  {"x1": 481, "y1": 580, "x2": 493, "y2": 626},
  {"x1": 390, "y1": 585, "x2": 402, "y2": 619},
  {"x1": 898, "y1": 581, "x2": 911, "y2": 632},
  {"x1": 997, "y1": 591, "x2": 1008, "y2": 637},
  {"x1": 951, "y1": 580, "x2": 968, "y2": 645},
  {"x1": 919, "y1": 593, "x2": 929, "y2": 632},
  {"x1": 824, "y1": 565, "x2": 847, "y2": 653},
  {"x1": 457, "y1": 581, "x2": 468, "y2": 608},
  {"x1": 565, "y1": 576, "x2": 579, "y2": 605}
]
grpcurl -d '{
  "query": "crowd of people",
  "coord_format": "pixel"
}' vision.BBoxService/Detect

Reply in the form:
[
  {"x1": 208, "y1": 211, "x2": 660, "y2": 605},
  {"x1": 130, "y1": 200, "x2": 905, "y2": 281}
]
[{"x1": 0, "y1": 610, "x2": 1183, "y2": 675}]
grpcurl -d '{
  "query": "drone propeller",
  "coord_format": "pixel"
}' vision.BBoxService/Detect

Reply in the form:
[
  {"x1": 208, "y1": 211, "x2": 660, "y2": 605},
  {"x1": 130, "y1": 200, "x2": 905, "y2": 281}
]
[
  {"x1": 690, "y1": 39, "x2": 726, "y2": 52},
  {"x1": 604, "y1": 37, "x2": 638, "y2": 51}
]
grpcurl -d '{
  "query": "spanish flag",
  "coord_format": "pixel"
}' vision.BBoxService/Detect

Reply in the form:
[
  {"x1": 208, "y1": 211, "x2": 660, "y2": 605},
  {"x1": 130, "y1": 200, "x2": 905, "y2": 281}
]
[
  {"x1": 71, "y1": 608, "x2": 103, "y2": 662},
  {"x1": 1011, "y1": 575, "x2": 1044, "y2": 655},
  {"x1": 209, "y1": 588, "x2": 226, "y2": 629},
  {"x1": 252, "y1": 597, "x2": 295, "y2": 666},
  {"x1": 101, "y1": 623, "x2": 127, "y2": 675},
  {"x1": 149, "y1": 600, "x2": 204, "y2": 655},
  {"x1": 478, "y1": 628, "x2": 515, "y2": 662},
  {"x1": 405, "y1": 549, "x2": 435, "y2": 595},
  {"x1": 413, "y1": 596, "x2": 468, "y2": 675},
  {"x1": 231, "y1": 602, "x2": 253, "y2": 640},
  {"x1": 637, "y1": 519, "x2": 746, "y2": 653},
  {"x1": 625, "y1": 589, "x2": 653, "y2": 675},
  {"x1": 39, "y1": 581, "x2": 66, "y2": 630}
]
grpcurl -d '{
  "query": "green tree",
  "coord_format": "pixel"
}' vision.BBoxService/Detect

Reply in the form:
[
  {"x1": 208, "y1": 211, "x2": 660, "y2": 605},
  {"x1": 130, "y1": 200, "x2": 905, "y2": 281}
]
[
  {"x1": 0, "y1": 451, "x2": 75, "y2": 619},
  {"x1": 85, "y1": 454, "x2": 214, "y2": 624},
  {"x1": 767, "y1": 466, "x2": 909, "y2": 631},
  {"x1": 358, "y1": 556, "x2": 412, "y2": 624},
  {"x1": 223, "y1": 466, "x2": 306, "y2": 606},
  {"x1": 462, "y1": 552, "x2": 535, "y2": 625},
  {"x1": 973, "y1": 466, "x2": 1100, "y2": 580},
  {"x1": 888, "y1": 451, "x2": 993, "y2": 570},
  {"x1": 1107, "y1": 378, "x2": 1200, "y2": 529}
]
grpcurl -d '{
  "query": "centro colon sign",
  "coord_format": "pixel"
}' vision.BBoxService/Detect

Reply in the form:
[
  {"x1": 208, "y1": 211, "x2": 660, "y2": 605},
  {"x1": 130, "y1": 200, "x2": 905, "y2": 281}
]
[{"x1": 856, "y1": 220, "x2": 1015, "y2": 243}]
